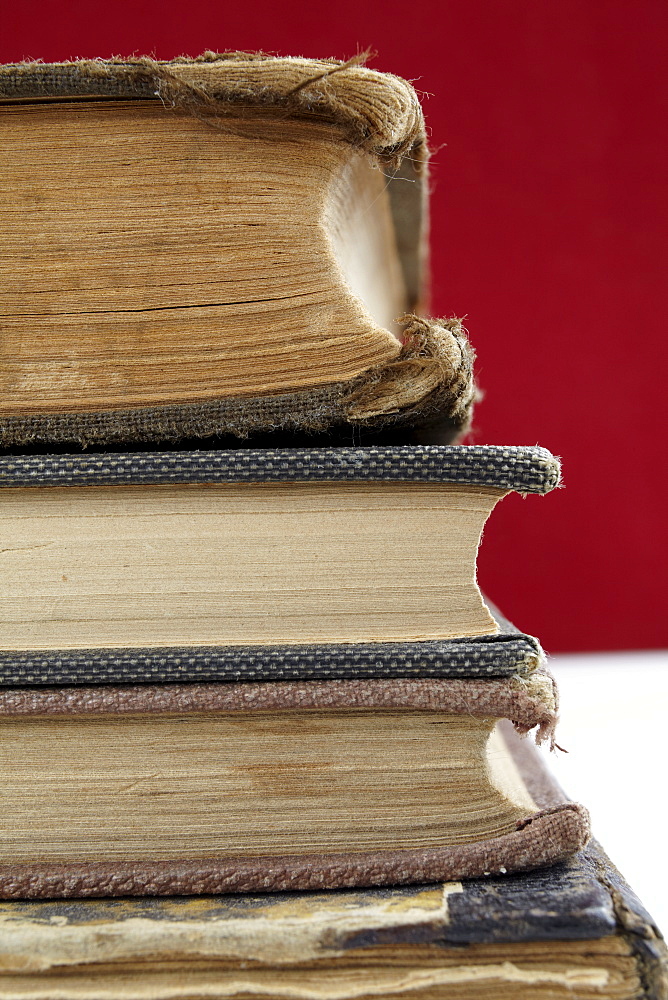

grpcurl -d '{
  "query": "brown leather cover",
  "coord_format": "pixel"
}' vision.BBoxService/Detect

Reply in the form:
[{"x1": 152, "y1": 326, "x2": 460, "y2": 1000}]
[{"x1": 0, "y1": 676, "x2": 590, "y2": 899}]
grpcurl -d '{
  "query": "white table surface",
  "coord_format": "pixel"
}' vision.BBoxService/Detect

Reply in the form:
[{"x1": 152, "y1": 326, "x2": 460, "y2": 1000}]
[{"x1": 538, "y1": 651, "x2": 668, "y2": 935}]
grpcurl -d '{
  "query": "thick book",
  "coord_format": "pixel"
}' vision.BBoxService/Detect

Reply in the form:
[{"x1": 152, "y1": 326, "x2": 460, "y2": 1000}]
[
  {"x1": 0, "y1": 54, "x2": 474, "y2": 447},
  {"x1": 0, "y1": 444, "x2": 559, "y2": 676},
  {"x1": 0, "y1": 678, "x2": 589, "y2": 899},
  {"x1": 0, "y1": 737, "x2": 660, "y2": 999}
]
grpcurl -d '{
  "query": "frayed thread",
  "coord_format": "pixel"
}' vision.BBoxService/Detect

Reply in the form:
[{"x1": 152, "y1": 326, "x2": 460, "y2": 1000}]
[{"x1": 344, "y1": 314, "x2": 476, "y2": 432}]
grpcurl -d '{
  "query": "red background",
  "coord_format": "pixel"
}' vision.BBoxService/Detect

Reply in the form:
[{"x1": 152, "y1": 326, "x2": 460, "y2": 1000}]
[{"x1": 3, "y1": 1, "x2": 666, "y2": 651}]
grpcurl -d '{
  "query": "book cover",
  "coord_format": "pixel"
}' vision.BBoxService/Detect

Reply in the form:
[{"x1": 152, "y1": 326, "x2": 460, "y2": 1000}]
[
  {"x1": 0, "y1": 676, "x2": 590, "y2": 899},
  {"x1": 0, "y1": 444, "x2": 559, "y2": 683}
]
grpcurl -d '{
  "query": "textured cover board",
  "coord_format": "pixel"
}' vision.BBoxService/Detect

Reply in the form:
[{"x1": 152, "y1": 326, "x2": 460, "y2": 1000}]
[
  {"x1": 0, "y1": 736, "x2": 663, "y2": 997},
  {"x1": 0, "y1": 443, "x2": 560, "y2": 491},
  {"x1": 0, "y1": 680, "x2": 591, "y2": 899},
  {"x1": 0, "y1": 445, "x2": 558, "y2": 686}
]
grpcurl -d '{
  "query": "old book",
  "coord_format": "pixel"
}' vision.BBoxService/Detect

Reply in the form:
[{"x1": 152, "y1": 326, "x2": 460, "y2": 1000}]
[
  {"x1": 0, "y1": 444, "x2": 559, "y2": 661},
  {"x1": 0, "y1": 677, "x2": 589, "y2": 899},
  {"x1": 0, "y1": 735, "x2": 658, "y2": 999},
  {"x1": 0, "y1": 54, "x2": 474, "y2": 448}
]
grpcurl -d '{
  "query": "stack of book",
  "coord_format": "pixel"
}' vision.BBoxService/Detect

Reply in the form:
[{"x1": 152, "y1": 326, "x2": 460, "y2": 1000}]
[{"x1": 0, "y1": 54, "x2": 665, "y2": 999}]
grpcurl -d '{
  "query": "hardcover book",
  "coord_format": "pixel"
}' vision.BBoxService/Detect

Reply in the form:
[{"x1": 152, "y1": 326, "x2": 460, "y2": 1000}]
[
  {"x1": 0, "y1": 444, "x2": 560, "y2": 673},
  {"x1": 0, "y1": 688, "x2": 588, "y2": 899},
  {"x1": 0, "y1": 54, "x2": 474, "y2": 447},
  {"x1": 0, "y1": 735, "x2": 660, "y2": 998}
]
